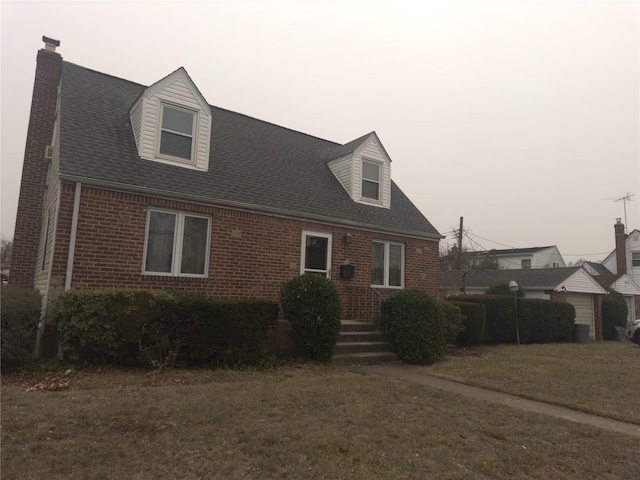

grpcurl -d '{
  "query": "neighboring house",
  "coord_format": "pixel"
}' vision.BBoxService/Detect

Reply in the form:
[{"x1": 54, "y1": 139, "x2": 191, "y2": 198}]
[
  {"x1": 465, "y1": 246, "x2": 566, "y2": 270},
  {"x1": 601, "y1": 219, "x2": 640, "y2": 318},
  {"x1": 11, "y1": 38, "x2": 442, "y2": 353},
  {"x1": 440, "y1": 267, "x2": 608, "y2": 340},
  {"x1": 0, "y1": 262, "x2": 9, "y2": 283}
]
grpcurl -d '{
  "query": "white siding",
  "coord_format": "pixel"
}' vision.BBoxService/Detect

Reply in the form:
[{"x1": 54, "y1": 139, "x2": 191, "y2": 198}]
[
  {"x1": 328, "y1": 155, "x2": 353, "y2": 195},
  {"x1": 34, "y1": 117, "x2": 61, "y2": 297},
  {"x1": 134, "y1": 70, "x2": 211, "y2": 171},
  {"x1": 561, "y1": 269, "x2": 607, "y2": 294},
  {"x1": 130, "y1": 98, "x2": 143, "y2": 148},
  {"x1": 496, "y1": 255, "x2": 531, "y2": 269},
  {"x1": 533, "y1": 247, "x2": 565, "y2": 268}
]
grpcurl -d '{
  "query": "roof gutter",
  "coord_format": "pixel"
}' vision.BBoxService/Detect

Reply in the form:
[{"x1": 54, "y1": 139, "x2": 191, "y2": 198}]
[{"x1": 58, "y1": 174, "x2": 444, "y2": 241}]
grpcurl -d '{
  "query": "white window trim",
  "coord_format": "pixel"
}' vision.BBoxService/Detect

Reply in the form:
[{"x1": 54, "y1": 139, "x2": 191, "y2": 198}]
[
  {"x1": 157, "y1": 103, "x2": 198, "y2": 165},
  {"x1": 361, "y1": 158, "x2": 382, "y2": 204},
  {"x1": 142, "y1": 209, "x2": 211, "y2": 278},
  {"x1": 371, "y1": 240, "x2": 404, "y2": 288},
  {"x1": 300, "y1": 230, "x2": 332, "y2": 278}
]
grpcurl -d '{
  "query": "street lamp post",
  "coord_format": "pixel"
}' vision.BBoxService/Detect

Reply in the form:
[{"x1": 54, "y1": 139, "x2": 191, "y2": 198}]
[{"x1": 509, "y1": 280, "x2": 520, "y2": 345}]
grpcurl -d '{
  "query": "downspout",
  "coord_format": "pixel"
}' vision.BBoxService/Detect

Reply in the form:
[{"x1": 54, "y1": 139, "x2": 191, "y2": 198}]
[{"x1": 65, "y1": 182, "x2": 82, "y2": 290}]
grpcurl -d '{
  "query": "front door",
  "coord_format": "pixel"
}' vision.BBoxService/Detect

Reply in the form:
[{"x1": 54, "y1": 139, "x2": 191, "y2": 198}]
[{"x1": 301, "y1": 231, "x2": 332, "y2": 278}]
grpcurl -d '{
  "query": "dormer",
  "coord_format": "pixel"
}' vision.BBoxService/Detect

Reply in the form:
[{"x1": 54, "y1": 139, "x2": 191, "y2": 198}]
[
  {"x1": 327, "y1": 132, "x2": 391, "y2": 209},
  {"x1": 130, "y1": 68, "x2": 211, "y2": 170}
]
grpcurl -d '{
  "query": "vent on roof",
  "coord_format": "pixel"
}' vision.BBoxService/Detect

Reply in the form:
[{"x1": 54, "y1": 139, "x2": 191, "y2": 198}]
[{"x1": 44, "y1": 145, "x2": 54, "y2": 161}]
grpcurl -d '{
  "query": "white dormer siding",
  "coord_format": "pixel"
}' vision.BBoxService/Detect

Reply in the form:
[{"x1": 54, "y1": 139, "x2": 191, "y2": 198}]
[
  {"x1": 328, "y1": 155, "x2": 353, "y2": 194},
  {"x1": 130, "y1": 68, "x2": 211, "y2": 171},
  {"x1": 328, "y1": 132, "x2": 391, "y2": 209}
]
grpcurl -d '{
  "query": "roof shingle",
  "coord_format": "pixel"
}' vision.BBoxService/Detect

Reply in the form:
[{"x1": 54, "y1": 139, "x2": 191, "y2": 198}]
[{"x1": 59, "y1": 62, "x2": 440, "y2": 240}]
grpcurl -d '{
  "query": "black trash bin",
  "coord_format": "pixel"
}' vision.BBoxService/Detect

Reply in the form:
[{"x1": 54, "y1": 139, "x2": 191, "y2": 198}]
[
  {"x1": 573, "y1": 324, "x2": 590, "y2": 344},
  {"x1": 614, "y1": 326, "x2": 626, "y2": 342}
]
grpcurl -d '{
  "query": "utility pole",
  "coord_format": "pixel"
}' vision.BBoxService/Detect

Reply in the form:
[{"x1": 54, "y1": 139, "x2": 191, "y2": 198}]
[{"x1": 457, "y1": 216, "x2": 463, "y2": 269}]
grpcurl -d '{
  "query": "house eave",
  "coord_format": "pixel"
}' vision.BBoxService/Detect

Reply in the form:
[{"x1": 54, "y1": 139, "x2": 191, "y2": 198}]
[{"x1": 59, "y1": 174, "x2": 443, "y2": 242}]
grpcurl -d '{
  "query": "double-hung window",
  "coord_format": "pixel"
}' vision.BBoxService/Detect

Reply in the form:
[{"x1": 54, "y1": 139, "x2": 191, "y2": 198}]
[
  {"x1": 521, "y1": 259, "x2": 531, "y2": 269},
  {"x1": 632, "y1": 252, "x2": 640, "y2": 267},
  {"x1": 159, "y1": 104, "x2": 196, "y2": 162},
  {"x1": 362, "y1": 160, "x2": 381, "y2": 201},
  {"x1": 371, "y1": 241, "x2": 404, "y2": 288},
  {"x1": 144, "y1": 209, "x2": 210, "y2": 277}
]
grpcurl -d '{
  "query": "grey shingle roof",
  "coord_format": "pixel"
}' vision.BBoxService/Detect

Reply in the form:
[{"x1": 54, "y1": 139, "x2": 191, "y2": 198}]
[
  {"x1": 59, "y1": 62, "x2": 440, "y2": 239},
  {"x1": 583, "y1": 261, "x2": 612, "y2": 275},
  {"x1": 466, "y1": 246, "x2": 556, "y2": 258},
  {"x1": 440, "y1": 267, "x2": 582, "y2": 290}
]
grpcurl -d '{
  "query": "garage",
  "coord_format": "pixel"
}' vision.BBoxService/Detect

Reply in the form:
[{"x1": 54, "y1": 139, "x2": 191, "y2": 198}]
[{"x1": 566, "y1": 294, "x2": 595, "y2": 339}]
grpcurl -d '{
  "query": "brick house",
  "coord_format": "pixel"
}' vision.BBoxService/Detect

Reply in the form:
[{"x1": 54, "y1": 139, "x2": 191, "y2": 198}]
[{"x1": 12, "y1": 38, "x2": 442, "y2": 352}]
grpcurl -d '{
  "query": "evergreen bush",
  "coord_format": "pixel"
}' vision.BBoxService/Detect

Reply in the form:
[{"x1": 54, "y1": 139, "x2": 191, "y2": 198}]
[
  {"x1": 54, "y1": 289, "x2": 278, "y2": 366},
  {"x1": 447, "y1": 300, "x2": 486, "y2": 346},
  {"x1": 602, "y1": 289, "x2": 628, "y2": 340},
  {"x1": 280, "y1": 275, "x2": 342, "y2": 362},
  {"x1": 1, "y1": 286, "x2": 42, "y2": 371},
  {"x1": 383, "y1": 290, "x2": 445, "y2": 364},
  {"x1": 440, "y1": 301, "x2": 464, "y2": 344}
]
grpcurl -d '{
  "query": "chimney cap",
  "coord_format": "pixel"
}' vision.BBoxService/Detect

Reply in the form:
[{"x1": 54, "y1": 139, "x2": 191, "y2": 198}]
[
  {"x1": 616, "y1": 218, "x2": 622, "y2": 224},
  {"x1": 42, "y1": 36, "x2": 60, "y2": 51}
]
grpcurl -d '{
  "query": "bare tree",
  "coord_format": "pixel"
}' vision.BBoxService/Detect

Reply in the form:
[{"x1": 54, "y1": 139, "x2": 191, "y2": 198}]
[{"x1": 0, "y1": 235, "x2": 12, "y2": 264}]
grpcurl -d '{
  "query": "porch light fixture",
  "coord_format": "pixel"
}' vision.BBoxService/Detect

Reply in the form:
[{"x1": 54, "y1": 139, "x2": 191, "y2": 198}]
[
  {"x1": 343, "y1": 232, "x2": 352, "y2": 245},
  {"x1": 509, "y1": 280, "x2": 520, "y2": 345}
]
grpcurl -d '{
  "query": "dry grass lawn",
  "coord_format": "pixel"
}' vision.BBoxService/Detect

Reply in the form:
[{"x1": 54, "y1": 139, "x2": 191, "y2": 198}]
[
  {"x1": 417, "y1": 342, "x2": 640, "y2": 424},
  {"x1": 2, "y1": 356, "x2": 639, "y2": 479}
]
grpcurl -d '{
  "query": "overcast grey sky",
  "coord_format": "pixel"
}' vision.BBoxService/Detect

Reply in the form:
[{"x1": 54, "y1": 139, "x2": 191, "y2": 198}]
[{"x1": 1, "y1": 0, "x2": 638, "y2": 262}]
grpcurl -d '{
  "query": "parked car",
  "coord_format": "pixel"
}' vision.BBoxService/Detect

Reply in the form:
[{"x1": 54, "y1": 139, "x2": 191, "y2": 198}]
[{"x1": 627, "y1": 319, "x2": 640, "y2": 345}]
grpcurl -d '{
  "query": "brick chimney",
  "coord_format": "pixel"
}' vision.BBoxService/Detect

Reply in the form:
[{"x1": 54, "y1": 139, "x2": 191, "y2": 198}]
[
  {"x1": 614, "y1": 218, "x2": 627, "y2": 275},
  {"x1": 10, "y1": 36, "x2": 62, "y2": 288}
]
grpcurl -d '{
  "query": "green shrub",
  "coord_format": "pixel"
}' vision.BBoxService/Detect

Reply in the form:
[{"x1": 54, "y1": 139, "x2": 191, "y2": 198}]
[
  {"x1": 440, "y1": 301, "x2": 464, "y2": 344},
  {"x1": 1, "y1": 286, "x2": 42, "y2": 371},
  {"x1": 383, "y1": 290, "x2": 445, "y2": 364},
  {"x1": 54, "y1": 289, "x2": 278, "y2": 366},
  {"x1": 602, "y1": 289, "x2": 628, "y2": 340},
  {"x1": 486, "y1": 281, "x2": 524, "y2": 297},
  {"x1": 280, "y1": 275, "x2": 342, "y2": 362},
  {"x1": 448, "y1": 301, "x2": 486, "y2": 346},
  {"x1": 447, "y1": 295, "x2": 574, "y2": 344}
]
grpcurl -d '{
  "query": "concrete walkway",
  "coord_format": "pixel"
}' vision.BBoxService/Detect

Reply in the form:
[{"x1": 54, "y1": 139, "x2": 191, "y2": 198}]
[{"x1": 347, "y1": 363, "x2": 640, "y2": 438}]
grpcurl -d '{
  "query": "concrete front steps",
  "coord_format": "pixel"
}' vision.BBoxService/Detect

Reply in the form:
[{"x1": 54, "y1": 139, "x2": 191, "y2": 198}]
[{"x1": 332, "y1": 320, "x2": 397, "y2": 366}]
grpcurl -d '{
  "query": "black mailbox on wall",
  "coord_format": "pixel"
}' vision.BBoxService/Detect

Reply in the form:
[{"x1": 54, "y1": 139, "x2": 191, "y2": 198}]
[{"x1": 340, "y1": 264, "x2": 355, "y2": 279}]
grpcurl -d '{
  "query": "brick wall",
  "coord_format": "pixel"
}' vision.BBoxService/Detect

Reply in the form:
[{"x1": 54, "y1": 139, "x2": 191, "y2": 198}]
[
  {"x1": 11, "y1": 48, "x2": 62, "y2": 288},
  {"x1": 50, "y1": 183, "x2": 440, "y2": 320}
]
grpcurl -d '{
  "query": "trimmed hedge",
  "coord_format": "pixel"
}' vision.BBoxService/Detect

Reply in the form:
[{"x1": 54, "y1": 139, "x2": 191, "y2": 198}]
[
  {"x1": 54, "y1": 289, "x2": 278, "y2": 366},
  {"x1": 446, "y1": 295, "x2": 575, "y2": 344},
  {"x1": 383, "y1": 290, "x2": 445, "y2": 364},
  {"x1": 280, "y1": 275, "x2": 342, "y2": 362},
  {"x1": 602, "y1": 289, "x2": 628, "y2": 340},
  {"x1": 440, "y1": 301, "x2": 463, "y2": 344},
  {"x1": 447, "y1": 300, "x2": 486, "y2": 346},
  {"x1": 1, "y1": 286, "x2": 42, "y2": 371}
]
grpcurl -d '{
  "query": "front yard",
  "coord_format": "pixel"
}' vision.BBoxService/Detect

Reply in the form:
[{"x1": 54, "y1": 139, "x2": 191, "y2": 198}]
[
  {"x1": 418, "y1": 342, "x2": 640, "y2": 424},
  {"x1": 2, "y1": 343, "x2": 639, "y2": 479}
]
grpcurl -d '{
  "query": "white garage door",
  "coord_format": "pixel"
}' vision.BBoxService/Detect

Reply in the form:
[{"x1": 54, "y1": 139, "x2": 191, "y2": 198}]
[{"x1": 566, "y1": 294, "x2": 594, "y2": 339}]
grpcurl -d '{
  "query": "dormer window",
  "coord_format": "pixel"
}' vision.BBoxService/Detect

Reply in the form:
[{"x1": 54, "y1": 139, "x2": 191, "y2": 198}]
[
  {"x1": 160, "y1": 104, "x2": 195, "y2": 161},
  {"x1": 129, "y1": 67, "x2": 211, "y2": 171},
  {"x1": 326, "y1": 132, "x2": 391, "y2": 209},
  {"x1": 362, "y1": 160, "x2": 381, "y2": 201}
]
